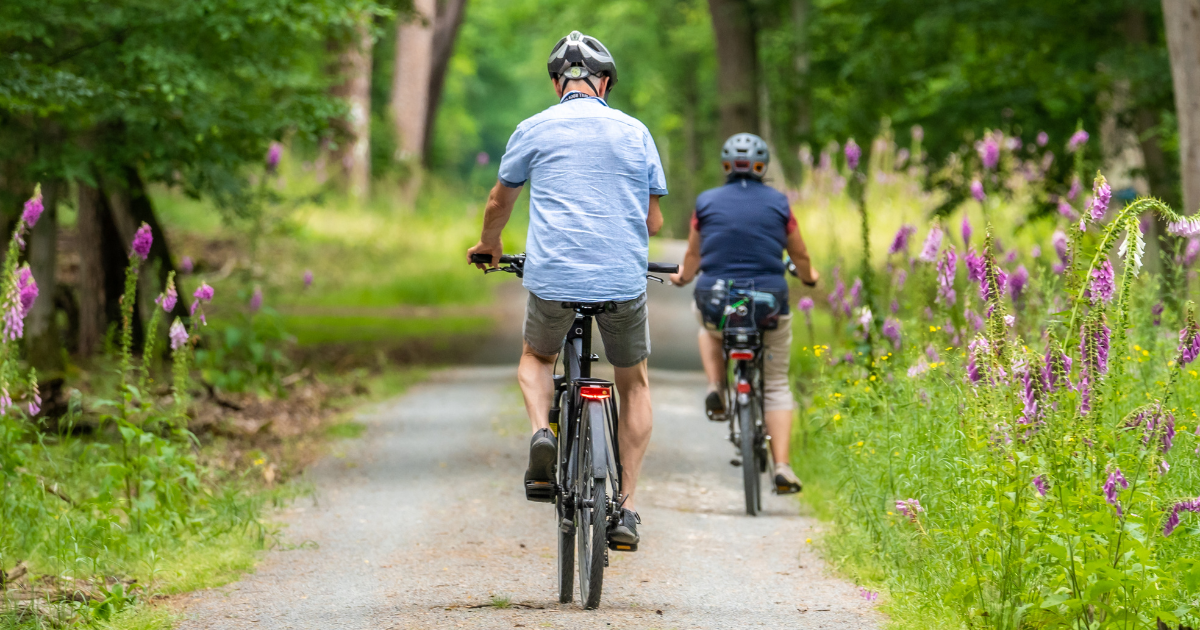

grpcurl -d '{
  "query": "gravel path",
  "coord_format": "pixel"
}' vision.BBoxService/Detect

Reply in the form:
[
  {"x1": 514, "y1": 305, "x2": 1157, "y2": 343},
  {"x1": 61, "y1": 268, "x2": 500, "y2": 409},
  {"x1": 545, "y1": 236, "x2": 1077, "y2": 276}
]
[{"x1": 177, "y1": 365, "x2": 880, "y2": 629}]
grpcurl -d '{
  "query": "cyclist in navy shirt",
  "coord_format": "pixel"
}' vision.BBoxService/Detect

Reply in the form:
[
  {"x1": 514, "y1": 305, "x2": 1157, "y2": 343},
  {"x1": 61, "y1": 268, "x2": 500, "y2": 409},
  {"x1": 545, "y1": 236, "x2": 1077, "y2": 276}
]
[{"x1": 670, "y1": 133, "x2": 819, "y2": 494}]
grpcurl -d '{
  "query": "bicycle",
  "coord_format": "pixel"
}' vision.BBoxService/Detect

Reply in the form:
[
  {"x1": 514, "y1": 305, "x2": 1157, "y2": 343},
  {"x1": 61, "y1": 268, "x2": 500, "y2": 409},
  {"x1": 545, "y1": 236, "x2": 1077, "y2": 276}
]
[{"x1": 469, "y1": 252, "x2": 677, "y2": 609}]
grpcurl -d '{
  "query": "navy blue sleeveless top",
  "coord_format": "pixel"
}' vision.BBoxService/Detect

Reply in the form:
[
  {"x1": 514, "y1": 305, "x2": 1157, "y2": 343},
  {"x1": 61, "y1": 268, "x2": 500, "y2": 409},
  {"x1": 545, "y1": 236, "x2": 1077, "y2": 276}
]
[{"x1": 692, "y1": 177, "x2": 795, "y2": 314}]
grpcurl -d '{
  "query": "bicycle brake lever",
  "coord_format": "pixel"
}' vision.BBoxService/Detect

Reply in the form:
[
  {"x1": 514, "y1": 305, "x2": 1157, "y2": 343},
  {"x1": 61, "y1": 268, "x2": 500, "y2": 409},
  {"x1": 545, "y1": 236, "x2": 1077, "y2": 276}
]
[
  {"x1": 646, "y1": 274, "x2": 664, "y2": 284},
  {"x1": 484, "y1": 267, "x2": 502, "y2": 274}
]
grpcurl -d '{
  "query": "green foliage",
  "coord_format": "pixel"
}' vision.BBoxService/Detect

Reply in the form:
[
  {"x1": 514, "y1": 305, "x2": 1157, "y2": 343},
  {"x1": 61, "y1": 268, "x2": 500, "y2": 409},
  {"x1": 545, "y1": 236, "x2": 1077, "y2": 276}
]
[{"x1": 195, "y1": 303, "x2": 292, "y2": 394}]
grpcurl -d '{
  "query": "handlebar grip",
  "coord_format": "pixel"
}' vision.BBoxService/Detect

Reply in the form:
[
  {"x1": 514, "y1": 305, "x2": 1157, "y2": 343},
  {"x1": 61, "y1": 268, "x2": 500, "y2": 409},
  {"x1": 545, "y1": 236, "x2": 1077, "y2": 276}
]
[
  {"x1": 470, "y1": 253, "x2": 521, "y2": 265},
  {"x1": 470, "y1": 253, "x2": 494, "y2": 264},
  {"x1": 647, "y1": 262, "x2": 679, "y2": 274}
]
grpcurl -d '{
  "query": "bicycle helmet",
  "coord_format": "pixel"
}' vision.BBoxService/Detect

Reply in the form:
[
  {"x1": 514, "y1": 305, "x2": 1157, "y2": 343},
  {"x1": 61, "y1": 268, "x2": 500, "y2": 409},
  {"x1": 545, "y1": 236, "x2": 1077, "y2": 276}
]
[
  {"x1": 721, "y1": 133, "x2": 770, "y2": 180},
  {"x1": 547, "y1": 30, "x2": 618, "y2": 96}
]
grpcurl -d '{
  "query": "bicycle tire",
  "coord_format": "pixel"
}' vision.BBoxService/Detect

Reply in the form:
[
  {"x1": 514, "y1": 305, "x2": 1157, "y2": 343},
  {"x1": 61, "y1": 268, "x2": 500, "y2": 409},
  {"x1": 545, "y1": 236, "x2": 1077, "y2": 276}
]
[
  {"x1": 738, "y1": 399, "x2": 760, "y2": 516},
  {"x1": 556, "y1": 395, "x2": 575, "y2": 604},
  {"x1": 577, "y1": 400, "x2": 607, "y2": 609}
]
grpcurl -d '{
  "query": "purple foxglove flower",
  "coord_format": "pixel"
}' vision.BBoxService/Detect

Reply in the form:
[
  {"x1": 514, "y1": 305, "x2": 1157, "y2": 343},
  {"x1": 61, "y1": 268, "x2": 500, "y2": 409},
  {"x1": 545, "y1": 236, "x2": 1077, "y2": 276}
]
[
  {"x1": 1052, "y1": 230, "x2": 1069, "y2": 263},
  {"x1": 155, "y1": 280, "x2": 177, "y2": 313},
  {"x1": 130, "y1": 223, "x2": 153, "y2": 261},
  {"x1": 895, "y1": 498, "x2": 924, "y2": 522},
  {"x1": 304, "y1": 269, "x2": 314, "y2": 288},
  {"x1": 907, "y1": 357, "x2": 930, "y2": 377},
  {"x1": 1032, "y1": 475, "x2": 1047, "y2": 497},
  {"x1": 925, "y1": 344, "x2": 940, "y2": 363},
  {"x1": 860, "y1": 588, "x2": 879, "y2": 602},
  {"x1": 911, "y1": 125, "x2": 924, "y2": 143},
  {"x1": 3, "y1": 266, "x2": 37, "y2": 341},
  {"x1": 1096, "y1": 323, "x2": 1111, "y2": 374},
  {"x1": 1052, "y1": 262, "x2": 1065, "y2": 274},
  {"x1": 1067, "y1": 176, "x2": 1081, "y2": 202},
  {"x1": 1036, "y1": 131, "x2": 1049, "y2": 147},
  {"x1": 22, "y1": 188, "x2": 44, "y2": 228},
  {"x1": 1067, "y1": 129, "x2": 1090, "y2": 153},
  {"x1": 890, "y1": 299, "x2": 899, "y2": 314},
  {"x1": 848, "y1": 278, "x2": 863, "y2": 310},
  {"x1": 1103, "y1": 467, "x2": 1128, "y2": 516},
  {"x1": 894, "y1": 268, "x2": 908, "y2": 290},
  {"x1": 1009, "y1": 265, "x2": 1028, "y2": 300},
  {"x1": 888, "y1": 224, "x2": 917, "y2": 255},
  {"x1": 1007, "y1": 136, "x2": 1022, "y2": 151},
  {"x1": 180, "y1": 256, "x2": 194, "y2": 274},
  {"x1": 843, "y1": 352, "x2": 855, "y2": 364},
  {"x1": 1078, "y1": 370, "x2": 1092, "y2": 415},
  {"x1": 970, "y1": 179, "x2": 985, "y2": 203},
  {"x1": 1179, "y1": 324, "x2": 1200, "y2": 366},
  {"x1": 1167, "y1": 218, "x2": 1200, "y2": 237},
  {"x1": 249, "y1": 287, "x2": 263, "y2": 313},
  {"x1": 1184, "y1": 238, "x2": 1200, "y2": 267},
  {"x1": 266, "y1": 142, "x2": 283, "y2": 172},
  {"x1": 1031, "y1": 245, "x2": 1041, "y2": 259},
  {"x1": 1090, "y1": 174, "x2": 1111, "y2": 222},
  {"x1": 476, "y1": 151, "x2": 490, "y2": 166},
  {"x1": 17, "y1": 267, "x2": 37, "y2": 315},
  {"x1": 193, "y1": 283, "x2": 215, "y2": 302},
  {"x1": 882, "y1": 318, "x2": 902, "y2": 349},
  {"x1": 1018, "y1": 362, "x2": 1039, "y2": 425},
  {"x1": 845, "y1": 139, "x2": 861, "y2": 170},
  {"x1": 967, "y1": 337, "x2": 989, "y2": 384},
  {"x1": 1165, "y1": 498, "x2": 1200, "y2": 536},
  {"x1": 1152, "y1": 302, "x2": 1164, "y2": 326},
  {"x1": 967, "y1": 310, "x2": 985, "y2": 332},
  {"x1": 858, "y1": 306, "x2": 873, "y2": 333},
  {"x1": 797, "y1": 297, "x2": 814, "y2": 313},
  {"x1": 1042, "y1": 344, "x2": 1072, "y2": 393},
  {"x1": 978, "y1": 136, "x2": 1000, "y2": 170},
  {"x1": 1165, "y1": 507, "x2": 1182, "y2": 537},
  {"x1": 918, "y1": 226, "x2": 943, "y2": 262},
  {"x1": 1089, "y1": 260, "x2": 1115, "y2": 305},
  {"x1": 1004, "y1": 314, "x2": 1015, "y2": 327},
  {"x1": 965, "y1": 249, "x2": 985, "y2": 283},
  {"x1": 169, "y1": 319, "x2": 189, "y2": 350},
  {"x1": 1004, "y1": 250, "x2": 1018, "y2": 265},
  {"x1": 896, "y1": 148, "x2": 910, "y2": 167},
  {"x1": 961, "y1": 216, "x2": 973, "y2": 246},
  {"x1": 936, "y1": 248, "x2": 957, "y2": 307},
  {"x1": 1057, "y1": 199, "x2": 1076, "y2": 220}
]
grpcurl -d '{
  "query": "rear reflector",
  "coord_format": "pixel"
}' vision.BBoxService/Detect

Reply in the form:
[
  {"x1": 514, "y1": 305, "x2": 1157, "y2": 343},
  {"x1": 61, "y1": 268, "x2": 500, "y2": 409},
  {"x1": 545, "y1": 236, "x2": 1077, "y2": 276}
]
[
  {"x1": 729, "y1": 350, "x2": 754, "y2": 360},
  {"x1": 580, "y1": 386, "x2": 611, "y2": 400},
  {"x1": 736, "y1": 381, "x2": 751, "y2": 394}
]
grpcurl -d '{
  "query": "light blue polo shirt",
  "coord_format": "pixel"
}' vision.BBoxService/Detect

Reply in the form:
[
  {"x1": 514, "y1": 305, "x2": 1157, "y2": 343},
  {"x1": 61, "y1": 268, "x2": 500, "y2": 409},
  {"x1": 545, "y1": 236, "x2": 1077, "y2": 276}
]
[{"x1": 498, "y1": 92, "x2": 668, "y2": 302}]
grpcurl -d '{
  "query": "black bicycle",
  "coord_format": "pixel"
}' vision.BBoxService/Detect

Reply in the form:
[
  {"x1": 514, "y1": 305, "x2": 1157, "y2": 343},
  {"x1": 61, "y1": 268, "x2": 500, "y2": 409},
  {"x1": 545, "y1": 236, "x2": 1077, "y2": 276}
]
[
  {"x1": 704, "y1": 281, "x2": 780, "y2": 516},
  {"x1": 470, "y1": 252, "x2": 677, "y2": 609}
]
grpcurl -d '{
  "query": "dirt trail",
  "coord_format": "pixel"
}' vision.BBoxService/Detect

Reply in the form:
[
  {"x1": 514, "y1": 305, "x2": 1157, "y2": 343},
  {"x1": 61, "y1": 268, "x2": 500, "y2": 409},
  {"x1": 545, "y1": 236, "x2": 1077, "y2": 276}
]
[{"x1": 178, "y1": 240, "x2": 880, "y2": 629}]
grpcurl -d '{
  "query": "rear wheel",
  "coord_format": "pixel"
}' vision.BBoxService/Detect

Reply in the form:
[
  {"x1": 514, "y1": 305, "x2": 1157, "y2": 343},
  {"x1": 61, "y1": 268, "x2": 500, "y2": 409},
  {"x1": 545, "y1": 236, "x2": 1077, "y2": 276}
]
[
  {"x1": 738, "y1": 398, "x2": 761, "y2": 516},
  {"x1": 556, "y1": 401, "x2": 575, "y2": 604},
  {"x1": 577, "y1": 401, "x2": 607, "y2": 609}
]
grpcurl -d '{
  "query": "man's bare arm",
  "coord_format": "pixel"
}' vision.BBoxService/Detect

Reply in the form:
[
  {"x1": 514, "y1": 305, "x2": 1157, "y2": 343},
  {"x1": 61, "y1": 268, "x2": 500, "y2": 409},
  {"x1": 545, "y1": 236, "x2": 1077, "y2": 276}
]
[
  {"x1": 647, "y1": 195, "x2": 664, "y2": 237},
  {"x1": 786, "y1": 228, "x2": 820, "y2": 285},
  {"x1": 466, "y1": 181, "x2": 524, "y2": 268},
  {"x1": 669, "y1": 224, "x2": 702, "y2": 286}
]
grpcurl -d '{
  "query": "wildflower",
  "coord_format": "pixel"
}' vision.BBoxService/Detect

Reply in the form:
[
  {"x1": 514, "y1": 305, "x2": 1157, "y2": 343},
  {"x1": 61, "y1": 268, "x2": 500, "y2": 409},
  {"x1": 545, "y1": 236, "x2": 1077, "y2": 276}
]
[
  {"x1": 180, "y1": 256, "x2": 194, "y2": 274},
  {"x1": 1178, "y1": 322, "x2": 1200, "y2": 367},
  {"x1": 304, "y1": 269, "x2": 314, "y2": 288},
  {"x1": 169, "y1": 319, "x2": 189, "y2": 350},
  {"x1": 22, "y1": 187, "x2": 44, "y2": 228},
  {"x1": 890, "y1": 299, "x2": 899, "y2": 314},
  {"x1": 193, "y1": 283, "x2": 215, "y2": 302},
  {"x1": 1067, "y1": 176, "x2": 1081, "y2": 201},
  {"x1": 827, "y1": 272, "x2": 845, "y2": 313},
  {"x1": 4, "y1": 266, "x2": 37, "y2": 341},
  {"x1": 977, "y1": 136, "x2": 1000, "y2": 170},
  {"x1": 895, "y1": 498, "x2": 923, "y2": 522},
  {"x1": 961, "y1": 216, "x2": 973, "y2": 246},
  {"x1": 907, "y1": 357, "x2": 930, "y2": 378},
  {"x1": 1164, "y1": 498, "x2": 1200, "y2": 536},
  {"x1": 858, "y1": 306, "x2": 873, "y2": 333},
  {"x1": 918, "y1": 226, "x2": 943, "y2": 263},
  {"x1": 894, "y1": 268, "x2": 908, "y2": 290},
  {"x1": 1009, "y1": 265, "x2": 1028, "y2": 300},
  {"x1": 1103, "y1": 467, "x2": 1128, "y2": 516},
  {"x1": 1052, "y1": 230, "x2": 1069, "y2": 263},
  {"x1": 1118, "y1": 222, "x2": 1146, "y2": 276},
  {"x1": 888, "y1": 224, "x2": 917, "y2": 255},
  {"x1": 1018, "y1": 364, "x2": 1040, "y2": 425},
  {"x1": 967, "y1": 337, "x2": 989, "y2": 384},
  {"x1": 964, "y1": 249, "x2": 985, "y2": 283},
  {"x1": 1184, "y1": 238, "x2": 1200, "y2": 267},
  {"x1": 266, "y1": 141, "x2": 283, "y2": 172},
  {"x1": 1004, "y1": 314, "x2": 1015, "y2": 327},
  {"x1": 967, "y1": 310, "x2": 985, "y2": 332},
  {"x1": 1067, "y1": 129, "x2": 1090, "y2": 153},
  {"x1": 882, "y1": 318, "x2": 902, "y2": 349},
  {"x1": 843, "y1": 352, "x2": 855, "y2": 364},
  {"x1": 1057, "y1": 199, "x2": 1075, "y2": 219},
  {"x1": 936, "y1": 248, "x2": 957, "y2": 307},
  {"x1": 845, "y1": 139, "x2": 861, "y2": 170},
  {"x1": 1152, "y1": 302, "x2": 1164, "y2": 326},
  {"x1": 1166, "y1": 216, "x2": 1200, "y2": 237},
  {"x1": 1036, "y1": 131, "x2": 1049, "y2": 146},
  {"x1": 1031, "y1": 245, "x2": 1041, "y2": 259},
  {"x1": 1032, "y1": 475, "x2": 1047, "y2": 497},
  {"x1": 896, "y1": 148, "x2": 910, "y2": 167},
  {"x1": 911, "y1": 125, "x2": 924, "y2": 143},
  {"x1": 155, "y1": 278, "x2": 178, "y2": 312},
  {"x1": 130, "y1": 223, "x2": 153, "y2": 261},
  {"x1": 1089, "y1": 173, "x2": 1111, "y2": 222},
  {"x1": 925, "y1": 344, "x2": 940, "y2": 363},
  {"x1": 26, "y1": 380, "x2": 40, "y2": 417},
  {"x1": 859, "y1": 588, "x2": 879, "y2": 602},
  {"x1": 0, "y1": 389, "x2": 12, "y2": 416},
  {"x1": 970, "y1": 179, "x2": 985, "y2": 203},
  {"x1": 1089, "y1": 259, "x2": 1115, "y2": 305},
  {"x1": 797, "y1": 297, "x2": 814, "y2": 314},
  {"x1": 848, "y1": 278, "x2": 863, "y2": 307},
  {"x1": 249, "y1": 287, "x2": 263, "y2": 313}
]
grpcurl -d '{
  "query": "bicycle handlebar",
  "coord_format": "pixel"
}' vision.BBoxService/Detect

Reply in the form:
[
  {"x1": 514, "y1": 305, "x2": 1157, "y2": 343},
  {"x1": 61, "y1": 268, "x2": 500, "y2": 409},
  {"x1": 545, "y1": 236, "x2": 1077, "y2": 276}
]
[{"x1": 470, "y1": 253, "x2": 678, "y2": 275}]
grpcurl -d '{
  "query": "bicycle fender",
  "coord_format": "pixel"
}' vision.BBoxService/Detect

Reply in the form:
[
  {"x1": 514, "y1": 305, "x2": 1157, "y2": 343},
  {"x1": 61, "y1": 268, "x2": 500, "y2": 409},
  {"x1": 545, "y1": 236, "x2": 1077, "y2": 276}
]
[{"x1": 587, "y1": 400, "x2": 608, "y2": 480}]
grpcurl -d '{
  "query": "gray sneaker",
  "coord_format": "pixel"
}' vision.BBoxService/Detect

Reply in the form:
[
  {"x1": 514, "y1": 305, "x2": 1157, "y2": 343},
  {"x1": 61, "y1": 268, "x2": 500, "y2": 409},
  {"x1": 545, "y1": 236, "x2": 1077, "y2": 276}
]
[
  {"x1": 524, "y1": 428, "x2": 556, "y2": 503},
  {"x1": 607, "y1": 508, "x2": 640, "y2": 551}
]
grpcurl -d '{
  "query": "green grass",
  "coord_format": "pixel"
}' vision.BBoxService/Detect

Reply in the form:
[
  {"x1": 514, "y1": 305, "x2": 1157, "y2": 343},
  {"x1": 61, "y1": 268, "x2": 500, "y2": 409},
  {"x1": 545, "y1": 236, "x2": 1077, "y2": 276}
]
[
  {"x1": 325, "y1": 421, "x2": 367, "y2": 439},
  {"x1": 282, "y1": 314, "x2": 491, "y2": 346}
]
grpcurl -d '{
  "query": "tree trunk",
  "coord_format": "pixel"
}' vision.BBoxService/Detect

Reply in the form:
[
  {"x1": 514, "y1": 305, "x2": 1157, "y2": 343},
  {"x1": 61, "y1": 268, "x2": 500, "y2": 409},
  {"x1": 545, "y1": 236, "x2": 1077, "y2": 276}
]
[
  {"x1": 75, "y1": 181, "x2": 106, "y2": 357},
  {"x1": 26, "y1": 180, "x2": 62, "y2": 375},
  {"x1": 391, "y1": 0, "x2": 436, "y2": 164},
  {"x1": 1163, "y1": 0, "x2": 1200, "y2": 215},
  {"x1": 707, "y1": 0, "x2": 760, "y2": 140},
  {"x1": 330, "y1": 16, "x2": 375, "y2": 199},
  {"x1": 791, "y1": 0, "x2": 811, "y2": 140},
  {"x1": 421, "y1": 0, "x2": 468, "y2": 164}
]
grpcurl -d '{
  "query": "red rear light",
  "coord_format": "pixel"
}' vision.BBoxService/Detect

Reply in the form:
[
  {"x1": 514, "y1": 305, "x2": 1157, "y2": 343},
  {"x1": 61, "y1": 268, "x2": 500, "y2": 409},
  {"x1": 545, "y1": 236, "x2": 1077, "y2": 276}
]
[
  {"x1": 736, "y1": 381, "x2": 751, "y2": 394},
  {"x1": 729, "y1": 350, "x2": 754, "y2": 360},
  {"x1": 580, "y1": 386, "x2": 611, "y2": 400}
]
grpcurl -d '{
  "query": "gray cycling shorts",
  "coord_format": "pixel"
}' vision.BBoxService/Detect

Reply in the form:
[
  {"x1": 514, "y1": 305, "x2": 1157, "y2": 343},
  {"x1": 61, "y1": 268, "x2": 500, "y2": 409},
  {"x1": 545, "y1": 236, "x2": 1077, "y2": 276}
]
[{"x1": 523, "y1": 292, "x2": 650, "y2": 368}]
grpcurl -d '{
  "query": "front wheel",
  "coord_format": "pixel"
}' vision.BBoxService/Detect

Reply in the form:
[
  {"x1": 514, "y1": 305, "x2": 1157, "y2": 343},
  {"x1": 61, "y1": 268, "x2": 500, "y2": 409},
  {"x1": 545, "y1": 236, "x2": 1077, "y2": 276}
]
[{"x1": 738, "y1": 398, "x2": 761, "y2": 516}]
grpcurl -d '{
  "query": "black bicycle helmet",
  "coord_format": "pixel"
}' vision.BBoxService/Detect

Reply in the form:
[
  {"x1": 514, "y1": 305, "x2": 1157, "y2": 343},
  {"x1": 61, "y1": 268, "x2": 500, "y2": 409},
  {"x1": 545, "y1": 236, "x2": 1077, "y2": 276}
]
[
  {"x1": 547, "y1": 30, "x2": 618, "y2": 96},
  {"x1": 721, "y1": 133, "x2": 770, "y2": 180}
]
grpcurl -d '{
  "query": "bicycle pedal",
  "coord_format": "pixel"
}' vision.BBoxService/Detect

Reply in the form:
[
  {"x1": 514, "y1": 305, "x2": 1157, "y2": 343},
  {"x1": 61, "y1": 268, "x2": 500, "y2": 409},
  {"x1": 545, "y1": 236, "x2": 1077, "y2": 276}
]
[
  {"x1": 730, "y1": 458, "x2": 742, "y2": 467},
  {"x1": 524, "y1": 481, "x2": 555, "y2": 503},
  {"x1": 706, "y1": 411, "x2": 727, "y2": 423},
  {"x1": 607, "y1": 541, "x2": 638, "y2": 552}
]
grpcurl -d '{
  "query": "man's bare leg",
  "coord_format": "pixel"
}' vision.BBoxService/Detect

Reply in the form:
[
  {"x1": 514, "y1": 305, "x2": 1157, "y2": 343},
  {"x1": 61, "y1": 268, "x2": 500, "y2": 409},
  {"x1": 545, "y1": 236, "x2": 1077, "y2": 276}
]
[
  {"x1": 517, "y1": 341, "x2": 556, "y2": 434},
  {"x1": 765, "y1": 408, "x2": 793, "y2": 465},
  {"x1": 613, "y1": 360, "x2": 652, "y2": 511},
  {"x1": 697, "y1": 329, "x2": 725, "y2": 392}
]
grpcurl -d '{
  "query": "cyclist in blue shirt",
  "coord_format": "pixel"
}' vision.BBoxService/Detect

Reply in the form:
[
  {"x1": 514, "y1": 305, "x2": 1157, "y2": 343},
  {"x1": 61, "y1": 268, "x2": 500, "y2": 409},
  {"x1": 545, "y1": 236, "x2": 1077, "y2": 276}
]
[
  {"x1": 467, "y1": 31, "x2": 666, "y2": 547},
  {"x1": 670, "y1": 133, "x2": 819, "y2": 494}
]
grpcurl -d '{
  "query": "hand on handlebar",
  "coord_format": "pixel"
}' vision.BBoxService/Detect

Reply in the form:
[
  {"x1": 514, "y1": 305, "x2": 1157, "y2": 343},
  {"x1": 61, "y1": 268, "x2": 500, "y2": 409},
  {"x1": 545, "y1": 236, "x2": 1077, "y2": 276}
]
[
  {"x1": 802, "y1": 268, "x2": 820, "y2": 287},
  {"x1": 466, "y1": 240, "x2": 502, "y2": 270},
  {"x1": 669, "y1": 272, "x2": 690, "y2": 287}
]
